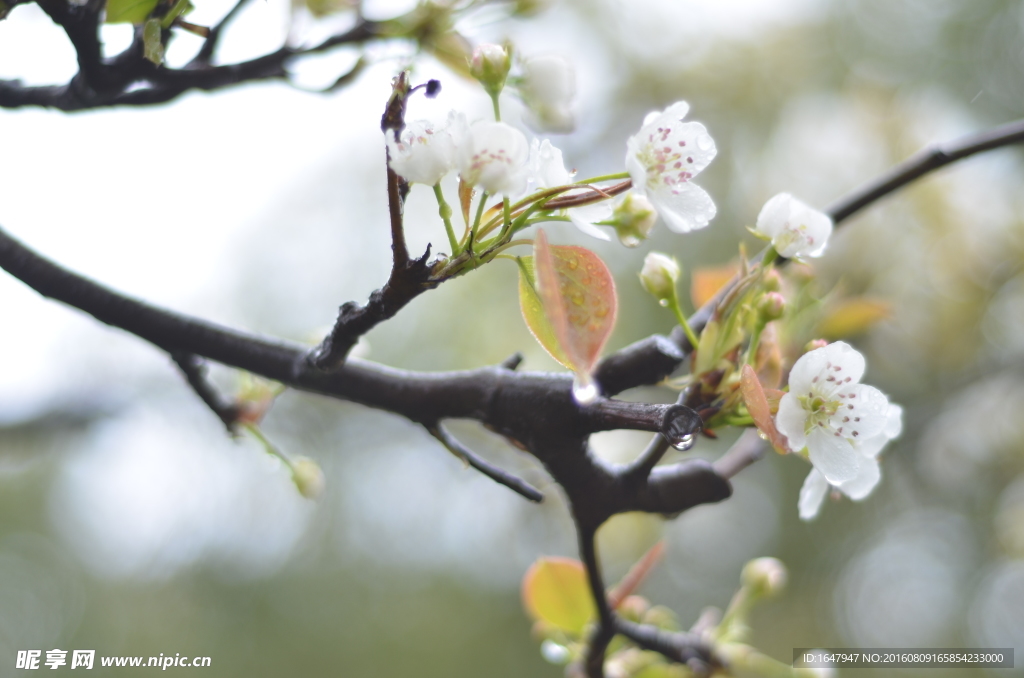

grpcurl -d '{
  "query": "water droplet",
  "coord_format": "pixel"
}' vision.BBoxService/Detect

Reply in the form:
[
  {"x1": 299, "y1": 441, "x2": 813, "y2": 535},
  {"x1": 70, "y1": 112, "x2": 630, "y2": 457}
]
[
  {"x1": 621, "y1": 235, "x2": 640, "y2": 248},
  {"x1": 568, "y1": 258, "x2": 579, "y2": 270},
  {"x1": 661, "y1": 404, "x2": 702, "y2": 449},
  {"x1": 659, "y1": 299, "x2": 669, "y2": 307},
  {"x1": 540, "y1": 640, "x2": 571, "y2": 665},
  {"x1": 696, "y1": 134, "x2": 713, "y2": 151},
  {"x1": 572, "y1": 375, "x2": 599, "y2": 404},
  {"x1": 670, "y1": 433, "x2": 696, "y2": 451},
  {"x1": 571, "y1": 292, "x2": 584, "y2": 306}
]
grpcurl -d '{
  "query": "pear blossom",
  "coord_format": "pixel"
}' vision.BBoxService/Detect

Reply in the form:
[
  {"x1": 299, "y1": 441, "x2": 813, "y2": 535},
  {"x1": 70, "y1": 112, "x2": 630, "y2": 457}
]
[
  {"x1": 456, "y1": 120, "x2": 529, "y2": 196},
  {"x1": 385, "y1": 113, "x2": 461, "y2": 186},
  {"x1": 517, "y1": 54, "x2": 575, "y2": 133},
  {"x1": 798, "y1": 403, "x2": 903, "y2": 520},
  {"x1": 754, "y1": 193, "x2": 833, "y2": 258},
  {"x1": 527, "y1": 138, "x2": 611, "y2": 240},
  {"x1": 776, "y1": 341, "x2": 898, "y2": 486},
  {"x1": 625, "y1": 101, "x2": 717, "y2": 233}
]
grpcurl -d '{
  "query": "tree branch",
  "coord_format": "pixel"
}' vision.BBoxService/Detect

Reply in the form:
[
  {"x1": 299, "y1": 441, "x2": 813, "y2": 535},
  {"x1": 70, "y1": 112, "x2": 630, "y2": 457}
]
[{"x1": 427, "y1": 423, "x2": 543, "y2": 503}]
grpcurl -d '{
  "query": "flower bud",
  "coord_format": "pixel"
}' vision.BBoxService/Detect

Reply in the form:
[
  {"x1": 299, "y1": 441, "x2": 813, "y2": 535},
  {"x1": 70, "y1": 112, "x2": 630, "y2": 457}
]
[
  {"x1": 763, "y1": 268, "x2": 783, "y2": 292},
  {"x1": 611, "y1": 193, "x2": 657, "y2": 247},
  {"x1": 741, "y1": 557, "x2": 787, "y2": 598},
  {"x1": 639, "y1": 252, "x2": 680, "y2": 302},
  {"x1": 757, "y1": 292, "x2": 786, "y2": 322},
  {"x1": 615, "y1": 595, "x2": 650, "y2": 622},
  {"x1": 291, "y1": 457, "x2": 326, "y2": 499},
  {"x1": 804, "y1": 338, "x2": 829, "y2": 353},
  {"x1": 470, "y1": 43, "x2": 511, "y2": 97}
]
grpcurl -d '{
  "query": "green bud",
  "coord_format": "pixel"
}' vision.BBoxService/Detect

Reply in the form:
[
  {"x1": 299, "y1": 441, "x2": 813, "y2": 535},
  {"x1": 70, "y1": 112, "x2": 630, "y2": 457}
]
[
  {"x1": 763, "y1": 268, "x2": 782, "y2": 292},
  {"x1": 611, "y1": 193, "x2": 657, "y2": 247},
  {"x1": 470, "y1": 43, "x2": 511, "y2": 97},
  {"x1": 291, "y1": 456, "x2": 325, "y2": 499},
  {"x1": 639, "y1": 252, "x2": 680, "y2": 302},
  {"x1": 757, "y1": 292, "x2": 786, "y2": 322},
  {"x1": 142, "y1": 19, "x2": 164, "y2": 65},
  {"x1": 741, "y1": 557, "x2": 787, "y2": 599}
]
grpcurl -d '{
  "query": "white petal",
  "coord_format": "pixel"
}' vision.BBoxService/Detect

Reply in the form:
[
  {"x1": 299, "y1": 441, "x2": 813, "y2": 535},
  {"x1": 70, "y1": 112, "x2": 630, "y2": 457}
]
[
  {"x1": 775, "y1": 392, "x2": 808, "y2": 452},
  {"x1": 754, "y1": 193, "x2": 793, "y2": 239},
  {"x1": 754, "y1": 193, "x2": 832, "y2": 258},
  {"x1": 385, "y1": 119, "x2": 457, "y2": 186},
  {"x1": 528, "y1": 138, "x2": 572, "y2": 189},
  {"x1": 457, "y1": 122, "x2": 530, "y2": 196},
  {"x1": 648, "y1": 182, "x2": 717, "y2": 233},
  {"x1": 837, "y1": 455, "x2": 881, "y2": 500},
  {"x1": 789, "y1": 341, "x2": 865, "y2": 397},
  {"x1": 799, "y1": 469, "x2": 829, "y2": 521},
  {"x1": 883, "y1": 403, "x2": 904, "y2": 439},
  {"x1": 829, "y1": 384, "x2": 889, "y2": 441},
  {"x1": 568, "y1": 203, "x2": 612, "y2": 241},
  {"x1": 807, "y1": 426, "x2": 861, "y2": 484}
]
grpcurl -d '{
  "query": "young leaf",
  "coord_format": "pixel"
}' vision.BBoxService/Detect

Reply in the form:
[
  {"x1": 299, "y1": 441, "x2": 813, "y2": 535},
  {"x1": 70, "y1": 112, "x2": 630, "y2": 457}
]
[
  {"x1": 106, "y1": 0, "x2": 159, "y2": 24},
  {"x1": 522, "y1": 557, "x2": 596, "y2": 636},
  {"x1": 739, "y1": 365, "x2": 788, "y2": 454},
  {"x1": 517, "y1": 230, "x2": 617, "y2": 378}
]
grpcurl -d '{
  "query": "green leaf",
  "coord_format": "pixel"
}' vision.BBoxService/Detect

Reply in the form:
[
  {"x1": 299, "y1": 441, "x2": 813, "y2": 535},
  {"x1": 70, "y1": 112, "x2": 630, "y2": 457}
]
[
  {"x1": 517, "y1": 230, "x2": 617, "y2": 377},
  {"x1": 105, "y1": 0, "x2": 159, "y2": 24},
  {"x1": 142, "y1": 19, "x2": 164, "y2": 65},
  {"x1": 521, "y1": 557, "x2": 596, "y2": 636}
]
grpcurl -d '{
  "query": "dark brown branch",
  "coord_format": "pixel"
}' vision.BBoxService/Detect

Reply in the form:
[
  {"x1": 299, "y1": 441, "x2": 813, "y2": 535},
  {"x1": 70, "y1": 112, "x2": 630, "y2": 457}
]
[
  {"x1": 171, "y1": 351, "x2": 241, "y2": 434},
  {"x1": 712, "y1": 429, "x2": 767, "y2": 479},
  {"x1": 428, "y1": 424, "x2": 544, "y2": 503},
  {"x1": 615, "y1": 618, "x2": 716, "y2": 672},
  {"x1": 579, "y1": 525, "x2": 614, "y2": 678},
  {"x1": 309, "y1": 74, "x2": 442, "y2": 371}
]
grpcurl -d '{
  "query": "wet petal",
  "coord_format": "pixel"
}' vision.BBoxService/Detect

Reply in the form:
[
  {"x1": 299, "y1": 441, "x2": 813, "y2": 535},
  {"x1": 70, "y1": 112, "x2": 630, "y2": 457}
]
[
  {"x1": 648, "y1": 182, "x2": 716, "y2": 233},
  {"x1": 775, "y1": 392, "x2": 807, "y2": 452},
  {"x1": 807, "y1": 426, "x2": 860, "y2": 483},
  {"x1": 799, "y1": 469, "x2": 829, "y2": 521},
  {"x1": 838, "y1": 456, "x2": 881, "y2": 500}
]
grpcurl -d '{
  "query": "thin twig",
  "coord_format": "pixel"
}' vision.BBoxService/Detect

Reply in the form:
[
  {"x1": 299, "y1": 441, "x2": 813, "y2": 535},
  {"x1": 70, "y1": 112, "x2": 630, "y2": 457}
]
[
  {"x1": 428, "y1": 424, "x2": 543, "y2": 502},
  {"x1": 190, "y1": 0, "x2": 255, "y2": 66},
  {"x1": 171, "y1": 351, "x2": 240, "y2": 433},
  {"x1": 621, "y1": 433, "x2": 670, "y2": 481},
  {"x1": 826, "y1": 118, "x2": 1024, "y2": 223},
  {"x1": 615, "y1": 618, "x2": 715, "y2": 672}
]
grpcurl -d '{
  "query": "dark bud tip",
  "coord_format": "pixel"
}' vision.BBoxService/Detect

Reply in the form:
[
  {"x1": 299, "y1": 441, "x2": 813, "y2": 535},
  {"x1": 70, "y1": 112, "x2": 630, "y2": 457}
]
[{"x1": 425, "y1": 79, "x2": 441, "y2": 98}]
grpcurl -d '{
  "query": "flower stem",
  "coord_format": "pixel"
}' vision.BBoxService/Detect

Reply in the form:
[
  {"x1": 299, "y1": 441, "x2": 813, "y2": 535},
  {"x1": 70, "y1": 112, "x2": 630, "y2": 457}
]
[
  {"x1": 761, "y1": 246, "x2": 779, "y2": 267},
  {"x1": 433, "y1": 184, "x2": 460, "y2": 256},
  {"x1": 576, "y1": 171, "x2": 630, "y2": 184},
  {"x1": 490, "y1": 93, "x2": 501, "y2": 122},
  {"x1": 670, "y1": 291, "x2": 701, "y2": 349},
  {"x1": 243, "y1": 422, "x2": 294, "y2": 472}
]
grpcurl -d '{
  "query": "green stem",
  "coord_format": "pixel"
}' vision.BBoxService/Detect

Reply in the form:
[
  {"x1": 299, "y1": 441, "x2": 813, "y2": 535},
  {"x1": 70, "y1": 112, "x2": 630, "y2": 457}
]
[
  {"x1": 434, "y1": 184, "x2": 460, "y2": 256},
  {"x1": 761, "y1": 246, "x2": 779, "y2": 267},
  {"x1": 670, "y1": 291, "x2": 701, "y2": 349},
  {"x1": 490, "y1": 93, "x2": 501, "y2": 121},
  {"x1": 575, "y1": 171, "x2": 630, "y2": 184},
  {"x1": 243, "y1": 422, "x2": 294, "y2": 472}
]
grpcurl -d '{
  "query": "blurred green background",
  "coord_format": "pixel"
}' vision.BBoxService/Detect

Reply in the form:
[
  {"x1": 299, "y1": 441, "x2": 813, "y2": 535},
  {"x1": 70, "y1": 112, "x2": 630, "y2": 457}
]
[{"x1": 1, "y1": 0, "x2": 1023, "y2": 676}]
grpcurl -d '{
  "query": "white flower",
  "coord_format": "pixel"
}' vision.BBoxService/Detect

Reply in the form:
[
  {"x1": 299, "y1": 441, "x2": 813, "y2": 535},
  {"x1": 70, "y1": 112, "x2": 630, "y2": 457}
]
[
  {"x1": 385, "y1": 113, "x2": 461, "y2": 186},
  {"x1": 528, "y1": 138, "x2": 612, "y2": 240},
  {"x1": 755, "y1": 193, "x2": 833, "y2": 258},
  {"x1": 518, "y1": 54, "x2": 575, "y2": 133},
  {"x1": 625, "y1": 101, "x2": 717, "y2": 233},
  {"x1": 456, "y1": 121, "x2": 529, "y2": 196},
  {"x1": 798, "y1": 403, "x2": 902, "y2": 520},
  {"x1": 776, "y1": 341, "x2": 896, "y2": 485}
]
